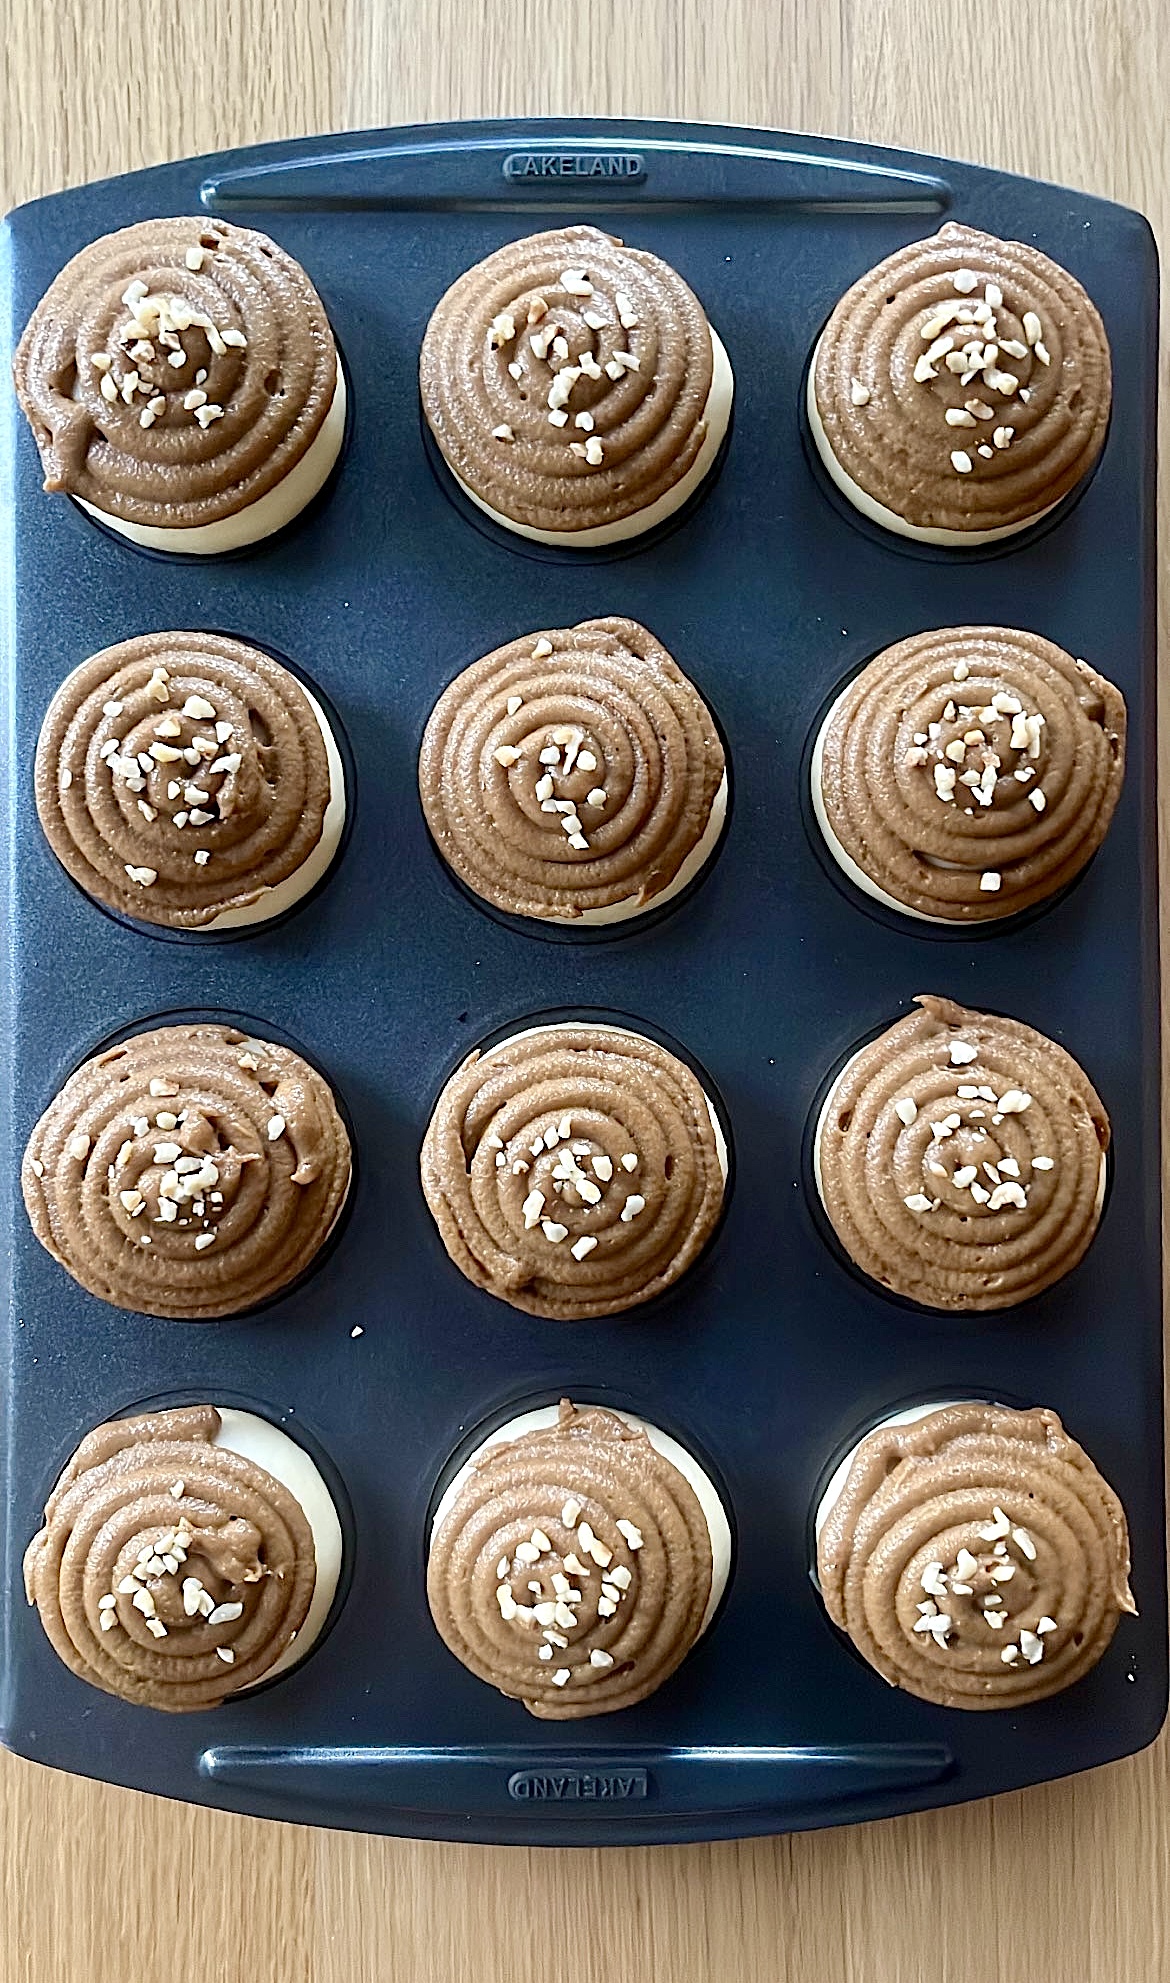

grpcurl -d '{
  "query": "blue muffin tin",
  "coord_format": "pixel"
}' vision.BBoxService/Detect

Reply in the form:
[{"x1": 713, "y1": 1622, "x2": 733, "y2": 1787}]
[{"x1": 0, "y1": 119, "x2": 1162, "y2": 1845}]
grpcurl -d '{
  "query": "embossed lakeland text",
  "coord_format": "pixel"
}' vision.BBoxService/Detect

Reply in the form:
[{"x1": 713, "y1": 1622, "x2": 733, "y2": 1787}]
[
  {"x1": 502, "y1": 152, "x2": 646, "y2": 183},
  {"x1": 507, "y1": 1768, "x2": 650, "y2": 1801}
]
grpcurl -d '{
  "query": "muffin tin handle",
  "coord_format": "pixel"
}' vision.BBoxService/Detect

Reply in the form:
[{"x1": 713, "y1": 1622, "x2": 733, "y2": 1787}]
[
  {"x1": 199, "y1": 130, "x2": 951, "y2": 214},
  {"x1": 200, "y1": 1740, "x2": 954, "y2": 1834}
]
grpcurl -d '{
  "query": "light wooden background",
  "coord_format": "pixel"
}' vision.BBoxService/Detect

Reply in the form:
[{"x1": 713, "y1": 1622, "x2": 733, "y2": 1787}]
[{"x1": 2, "y1": 3, "x2": 1167, "y2": 1980}]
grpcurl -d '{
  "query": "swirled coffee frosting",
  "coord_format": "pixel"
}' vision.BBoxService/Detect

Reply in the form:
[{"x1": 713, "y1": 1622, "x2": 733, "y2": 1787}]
[
  {"x1": 428, "y1": 1400, "x2": 716, "y2": 1717},
  {"x1": 36, "y1": 631, "x2": 344, "y2": 929},
  {"x1": 13, "y1": 217, "x2": 341, "y2": 546},
  {"x1": 814, "y1": 626, "x2": 1126, "y2": 921},
  {"x1": 815, "y1": 995, "x2": 1109, "y2": 1309},
  {"x1": 419, "y1": 225, "x2": 732, "y2": 542},
  {"x1": 24, "y1": 1405, "x2": 318, "y2": 1710},
  {"x1": 420, "y1": 1022, "x2": 728, "y2": 1319},
  {"x1": 816, "y1": 1402, "x2": 1135, "y2": 1708},
  {"x1": 419, "y1": 617, "x2": 727, "y2": 923},
  {"x1": 810, "y1": 222, "x2": 1111, "y2": 540},
  {"x1": 22, "y1": 1023, "x2": 351, "y2": 1317}
]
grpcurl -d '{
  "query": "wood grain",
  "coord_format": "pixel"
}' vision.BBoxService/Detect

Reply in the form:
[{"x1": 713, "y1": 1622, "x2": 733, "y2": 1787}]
[{"x1": 2, "y1": 2, "x2": 1167, "y2": 1979}]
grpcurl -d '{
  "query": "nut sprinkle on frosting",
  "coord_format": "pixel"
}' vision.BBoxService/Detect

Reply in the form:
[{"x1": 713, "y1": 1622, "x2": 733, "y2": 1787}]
[
  {"x1": 817, "y1": 1402, "x2": 1135, "y2": 1708},
  {"x1": 420, "y1": 225, "x2": 731, "y2": 541},
  {"x1": 420, "y1": 1022, "x2": 727, "y2": 1319},
  {"x1": 810, "y1": 222, "x2": 1111, "y2": 539},
  {"x1": 815, "y1": 626, "x2": 1125, "y2": 921},
  {"x1": 23, "y1": 1406, "x2": 317, "y2": 1711},
  {"x1": 13, "y1": 217, "x2": 338, "y2": 532},
  {"x1": 35, "y1": 631, "x2": 342, "y2": 929},
  {"x1": 428, "y1": 1401, "x2": 714, "y2": 1717},
  {"x1": 815, "y1": 996, "x2": 1109, "y2": 1310},
  {"x1": 22, "y1": 1023, "x2": 351, "y2": 1317},
  {"x1": 419, "y1": 617, "x2": 726, "y2": 923}
]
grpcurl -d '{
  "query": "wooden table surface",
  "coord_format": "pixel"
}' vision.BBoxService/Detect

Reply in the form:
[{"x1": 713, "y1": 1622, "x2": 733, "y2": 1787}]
[{"x1": 3, "y1": 3, "x2": 1167, "y2": 1978}]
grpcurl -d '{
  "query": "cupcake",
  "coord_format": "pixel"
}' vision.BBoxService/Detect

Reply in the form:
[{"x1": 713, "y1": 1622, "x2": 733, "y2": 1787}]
[
  {"x1": 13, "y1": 217, "x2": 345, "y2": 553},
  {"x1": 35, "y1": 631, "x2": 346, "y2": 931},
  {"x1": 419, "y1": 225, "x2": 733, "y2": 545},
  {"x1": 815, "y1": 1401, "x2": 1135, "y2": 1708},
  {"x1": 419, "y1": 617, "x2": 727, "y2": 925},
  {"x1": 24, "y1": 1403, "x2": 343, "y2": 1710},
  {"x1": 812, "y1": 626, "x2": 1125, "y2": 922},
  {"x1": 420, "y1": 1021, "x2": 728, "y2": 1319},
  {"x1": 808, "y1": 222, "x2": 1111, "y2": 543},
  {"x1": 22, "y1": 1023, "x2": 352, "y2": 1318},
  {"x1": 428, "y1": 1399, "x2": 730, "y2": 1717},
  {"x1": 813, "y1": 995, "x2": 1108, "y2": 1310}
]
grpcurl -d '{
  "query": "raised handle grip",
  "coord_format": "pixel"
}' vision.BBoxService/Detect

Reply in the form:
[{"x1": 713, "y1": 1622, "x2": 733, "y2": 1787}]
[
  {"x1": 200, "y1": 128, "x2": 950, "y2": 214},
  {"x1": 199, "y1": 1741, "x2": 954, "y2": 1839}
]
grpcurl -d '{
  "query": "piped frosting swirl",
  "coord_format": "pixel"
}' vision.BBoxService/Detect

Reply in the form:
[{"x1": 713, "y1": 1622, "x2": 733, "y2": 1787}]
[
  {"x1": 419, "y1": 617, "x2": 726, "y2": 922},
  {"x1": 817, "y1": 1402, "x2": 1135, "y2": 1708},
  {"x1": 816, "y1": 626, "x2": 1125, "y2": 920},
  {"x1": 420, "y1": 225, "x2": 723, "y2": 536},
  {"x1": 35, "y1": 631, "x2": 339, "y2": 928},
  {"x1": 420, "y1": 1022, "x2": 726, "y2": 1319},
  {"x1": 812, "y1": 222, "x2": 1111, "y2": 535},
  {"x1": 428, "y1": 1400, "x2": 713, "y2": 1718},
  {"x1": 22, "y1": 1022, "x2": 351, "y2": 1318},
  {"x1": 13, "y1": 217, "x2": 337, "y2": 528},
  {"x1": 23, "y1": 1406, "x2": 317, "y2": 1711},
  {"x1": 816, "y1": 995, "x2": 1109, "y2": 1310}
]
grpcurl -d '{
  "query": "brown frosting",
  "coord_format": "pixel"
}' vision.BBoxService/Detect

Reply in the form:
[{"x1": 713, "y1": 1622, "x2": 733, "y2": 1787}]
[
  {"x1": 419, "y1": 617, "x2": 725, "y2": 921},
  {"x1": 818, "y1": 996, "x2": 1109, "y2": 1310},
  {"x1": 819, "y1": 626, "x2": 1126, "y2": 920},
  {"x1": 428, "y1": 1400, "x2": 712, "y2": 1718},
  {"x1": 13, "y1": 217, "x2": 337, "y2": 527},
  {"x1": 22, "y1": 1023, "x2": 351, "y2": 1318},
  {"x1": 24, "y1": 1405, "x2": 316, "y2": 1711},
  {"x1": 813, "y1": 222, "x2": 1111, "y2": 533},
  {"x1": 35, "y1": 631, "x2": 335, "y2": 929},
  {"x1": 420, "y1": 1023, "x2": 726, "y2": 1319},
  {"x1": 419, "y1": 225, "x2": 716, "y2": 534},
  {"x1": 817, "y1": 1403, "x2": 1135, "y2": 1708}
]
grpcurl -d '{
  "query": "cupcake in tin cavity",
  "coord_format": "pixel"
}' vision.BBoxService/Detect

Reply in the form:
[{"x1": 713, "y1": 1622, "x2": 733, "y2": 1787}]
[
  {"x1": 24, "y1": 1403, "x2": 344, "y2": 1711},
  {"x1": 808, "y1": 221, "x2": 1111, "y2": 544},
  {"x1": 811, "y1": 626, "x2": 1126, "y2": 923},
  {"x1": 420, "y1": 1021, "x2": 728, "y2": 1320},
  {"x1": 35, "y1": 631, "x2": 346, "y2": 932},
  {"x1": 419, "y1": 617, "x2": 727, "y2": 926},
  {"x1": 813, "y1": 995, "x2": 1109, "y2": 1311},
  {"x1": 22, "y1": 1022, "x2": 352, "y2": 1319},
  {"x1": 428, "y1": 1398, "x2": 731, "y2": 1718},
  {"x1": 13, "y1": 217, "x2": 345, "y2": 554},
  {"x1": 419, "y1": 224, "x2": 733, "y2": 546},
  {"x1": 814, "y1": 1400, "x2": 1135, "y2": 1708}
]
